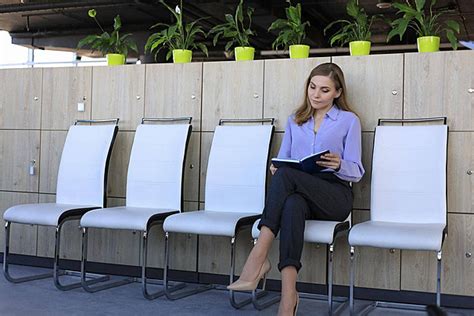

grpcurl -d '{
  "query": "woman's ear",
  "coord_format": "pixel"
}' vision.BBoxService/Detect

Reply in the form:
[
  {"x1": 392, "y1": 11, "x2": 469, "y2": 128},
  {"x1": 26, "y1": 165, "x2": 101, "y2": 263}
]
[{"x1": 335, "y1": 88, "x2": 342, "y2": 98}]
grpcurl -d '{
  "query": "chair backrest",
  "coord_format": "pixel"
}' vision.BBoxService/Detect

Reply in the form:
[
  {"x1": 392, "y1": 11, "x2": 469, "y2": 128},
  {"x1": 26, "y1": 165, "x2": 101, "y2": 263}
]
[
  {"x1": 56, "y1": 124, "x2": 118, "y2": 207},
  {"x1": 204, "y1": 124, "x2": 274, "y2": 213},
  {"x1": 370, "y1": 124, "x2": 448, "y2": 224},
  {"x1": 126, "y1": 123, "x2": 191, "y2": 210}
]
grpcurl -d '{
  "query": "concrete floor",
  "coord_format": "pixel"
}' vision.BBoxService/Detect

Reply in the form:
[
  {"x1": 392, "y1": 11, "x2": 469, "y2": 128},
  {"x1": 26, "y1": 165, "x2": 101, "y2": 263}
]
[{"x1": 1, "y1": 265, "x2": 473, "y2": 316}]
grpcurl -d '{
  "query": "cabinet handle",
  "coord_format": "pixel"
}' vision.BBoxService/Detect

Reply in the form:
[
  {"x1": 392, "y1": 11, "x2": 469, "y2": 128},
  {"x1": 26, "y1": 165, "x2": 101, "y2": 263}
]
[
  {"x1": 33, "y1": 96, "x2": 39, "y2": 101},
  {"x1": 253, "y1": 93, "x2": 259, "y2": 99},
  {"x1": 191, "y1": 94, "x2": 196, "y2": 100},
  {"x1": 189, "y1": 164, "x2": 194, "y2": 169},
  {"x1": 82, "y1": 96, "x2": 87, "y2": 101},
  {"x1": 468, "y1": 88, "x2": 474, "y2": 93},
  {"x1": 391, "y1": 90, "x2": 398, "y2": 95},
  {"x1": 136, "y1": 95, "x2": 141, "y2": 100},
  {"x1": 29, "y1": 160, "x2": 36, "y2": 176},
  {"x1": 389, "y1": 248, "x2": 396, "y2": 254},
  {"x1": 467, "y1": 170, "x2": 473, "y2": 175},
  {"x1": 466, "y1": 252, "x2": 472, "y2": 258}
]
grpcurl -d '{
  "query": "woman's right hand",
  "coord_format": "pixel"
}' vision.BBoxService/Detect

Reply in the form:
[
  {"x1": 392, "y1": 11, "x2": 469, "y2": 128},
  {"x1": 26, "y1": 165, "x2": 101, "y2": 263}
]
[{"x1": 270, "y1": 164, "x2": 278, "y2": 175}]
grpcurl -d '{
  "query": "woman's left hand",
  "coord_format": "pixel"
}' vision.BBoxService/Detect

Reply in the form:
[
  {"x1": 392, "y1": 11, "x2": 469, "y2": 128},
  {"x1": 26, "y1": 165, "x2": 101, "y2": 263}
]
[{"x1": 316, "y1": 153, "x2": 341, "y2": 171}]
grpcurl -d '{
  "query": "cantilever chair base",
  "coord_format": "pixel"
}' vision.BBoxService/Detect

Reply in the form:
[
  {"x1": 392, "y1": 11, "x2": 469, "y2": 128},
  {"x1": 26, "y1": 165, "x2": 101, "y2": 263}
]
[
  {"x1": 357, "y1": 301, "x2": 428, "y2": 316},
  {"x1": 3, "y1": 219, "x2": 109, "y2": 291}
]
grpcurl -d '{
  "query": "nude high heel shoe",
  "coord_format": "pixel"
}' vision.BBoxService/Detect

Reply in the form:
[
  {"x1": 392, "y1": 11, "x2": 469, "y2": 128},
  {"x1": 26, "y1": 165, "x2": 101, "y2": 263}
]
[{"x1": 227, "y1": 258, "x2": 271, "y2": 291}]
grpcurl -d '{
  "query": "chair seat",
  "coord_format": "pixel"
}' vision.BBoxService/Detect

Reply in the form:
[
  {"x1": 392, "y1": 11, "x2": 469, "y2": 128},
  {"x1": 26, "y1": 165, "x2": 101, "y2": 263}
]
[
  {"x1": 349, "y1": 221, "x2": 446, "y2": 251},
  {"x1": 252, "y1": 219, "x2": 346, "y2": 244},
  {"x1": 80, "y1": 206, "x2": 178, "y2": 231},
  {"x1": 163, "y1": 210, "x2": 260, "y2": 237},
  {"x1": 3, "y1": 203, "x2": 99, "y2": 226}
]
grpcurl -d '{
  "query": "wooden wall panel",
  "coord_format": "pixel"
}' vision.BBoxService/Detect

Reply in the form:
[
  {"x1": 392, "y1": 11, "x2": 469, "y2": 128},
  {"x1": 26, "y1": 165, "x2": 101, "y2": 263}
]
[
  {"x1": 352, "y1": 133, "x2": 374, "y2": 210},
  {"x1": 448, "y1": 132, "x2": 473, "y2": 214},
  {"x1": 39, "y1": 131, "x2": 67, "y2": 194},
  {"x1": 441, "y1": 214, "x2": 474, "y2": 296},
  {"x1": 145, "y1": 63, "x2": 202, "y2": 131},
  {"x1": 352, "y1": 210, "x2": 401, "y2": 290},
  {"x1": 401, "y1": 214, "x2": 474, "y2": 296},
  {"x1": 404, "y1": 51, "x2": 473, "y2": 131},
  {"x1": 86, "y1": 197, "x2": 141, "y2": 265},
  {"x1": 106, "y1": 131, "x2": 134, "y2": 198},
  {"x1": 0, "y1": 68, "x2": 41, "y2": 129},
  {"x1": 332, "y1": 54, "x2": 404, "y2": 131},
  {"x1": 36, "y1": 194, "x2": 83, "y2": 260},
  {"x1": 0, "y1": 130, "x2": 40, "y2": 192},
  {"x1": 91, "y1": 65, "x2": 145, "y2": 130},
  {"x1": 0, "y1": 192, "x2": 38, "y2": 256},
  {"x1": 202, "y1": 60, "x2": 264, "y2": 131},
  {"x1": 263, "y1": 57, "x2": 330, "y2": 131},
  {"x1": 41, "y1": 67, "x2": 92, "y2": 130},
  {"x1": 146, "y1": 202, "x2": 198, "y2": 271}
]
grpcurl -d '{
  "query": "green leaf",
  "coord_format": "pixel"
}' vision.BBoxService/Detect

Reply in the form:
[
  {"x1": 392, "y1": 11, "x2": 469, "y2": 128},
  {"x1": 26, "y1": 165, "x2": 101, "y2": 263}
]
[
  {"x1": 445, "y1": 20, "x2": 460, "y2": 33},
  {"x1": 346, "y1": 0, "x2": 359, "y2": 19},
  {"x1": 113, "y1": 15, "x2": 121, "y2": 30},
  {"x1": 415, "y1": 0, "x2": 426, "y2": 13},
  {"x1": 446, "y1": 29, "x2": 458, "y2": 50}
]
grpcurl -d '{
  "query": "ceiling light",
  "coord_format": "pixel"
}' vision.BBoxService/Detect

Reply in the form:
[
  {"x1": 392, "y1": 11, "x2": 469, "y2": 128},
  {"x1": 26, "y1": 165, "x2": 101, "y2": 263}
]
[{"x1": 376, "y1": 0, "x2": 392, "y2": 9}]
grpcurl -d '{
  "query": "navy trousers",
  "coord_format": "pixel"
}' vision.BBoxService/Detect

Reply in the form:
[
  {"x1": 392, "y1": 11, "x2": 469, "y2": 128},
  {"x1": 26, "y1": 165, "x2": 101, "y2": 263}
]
[{"x1": 258, "y1": 167, "x2": 353, "y2": 272}]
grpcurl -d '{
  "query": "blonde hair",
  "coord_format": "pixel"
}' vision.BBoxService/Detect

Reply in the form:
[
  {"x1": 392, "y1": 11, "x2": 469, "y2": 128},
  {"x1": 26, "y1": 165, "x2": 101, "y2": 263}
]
[{"x1": 294, "y1": 62, "x2": 357, "y2": 125}]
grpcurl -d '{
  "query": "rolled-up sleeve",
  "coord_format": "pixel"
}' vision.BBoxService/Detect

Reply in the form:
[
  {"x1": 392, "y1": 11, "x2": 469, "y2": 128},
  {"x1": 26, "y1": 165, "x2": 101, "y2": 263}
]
[
  {"x1": 335, "y1": 116, "x2": 365, "y2": 182},
  {"x1": 277, "y1": 117, "x2": 292, "y2": 159}
]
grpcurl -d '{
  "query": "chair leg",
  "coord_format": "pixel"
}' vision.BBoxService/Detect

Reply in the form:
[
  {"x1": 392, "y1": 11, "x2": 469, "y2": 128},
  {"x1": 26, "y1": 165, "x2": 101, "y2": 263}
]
[
  {"x1": 436, "y1": 250, "x2": 442, "y2": 307},
  {"x1": 79, "y1": 227, "x2": 128, "y2": 293},
  {"x1": 3, "y1": 221, "x2": 52, "y2": 283},
  {"x1": 163, "y1": 232, "x2": 212, "y2": 300},
  {"x1": 349, "y1": 246, "x2": 355, "y2": 316},
  {"x1": 142, "y1": 231, "x2": 186, "y2": 299},
  {"x1": 229, "y1": 236, "x2": 256, "y2": 309}
]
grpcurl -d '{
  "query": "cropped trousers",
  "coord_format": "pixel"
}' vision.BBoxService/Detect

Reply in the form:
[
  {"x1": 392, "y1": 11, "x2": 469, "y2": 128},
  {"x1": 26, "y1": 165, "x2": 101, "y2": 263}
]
[{"x1": 258, "y1": 167, "x2": 353, "y2": 272}]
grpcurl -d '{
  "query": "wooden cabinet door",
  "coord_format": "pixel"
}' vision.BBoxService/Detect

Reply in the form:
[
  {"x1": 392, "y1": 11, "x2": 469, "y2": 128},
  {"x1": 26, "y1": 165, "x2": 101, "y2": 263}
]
[
  {"x1": 0, "y1": 68, "x2": 42, "y2": 129},
  {"x1": 448, "y1": 132, "x2": 473, "y2": 214},
  {"x1": 404, "y1": 51, "x2": 474, "y2": 131},
  {"x1": 202, "y1": 60, "x2": 264, "y2": 131},
  {"x1": 332, "y1": 54, "x2": 404, "y2": 131},
  {"x1": 0, "y1": 130, "x2": 40, "y2": 192},
  {"x1": 263, "y1": 58, "x2": 330, "y2": 131},
  {"x1": 0, "y1": 192, "x2": 38, "y2": 256},
  {"x1": 145, "y1": 63, "x2": 202, "y2": 131},
  {"x1": 91, "y1": 65, "x2": 145, "y2": 130},
  {"x1": 41, "y1": 67, "x2": 92, "y2": 130}
]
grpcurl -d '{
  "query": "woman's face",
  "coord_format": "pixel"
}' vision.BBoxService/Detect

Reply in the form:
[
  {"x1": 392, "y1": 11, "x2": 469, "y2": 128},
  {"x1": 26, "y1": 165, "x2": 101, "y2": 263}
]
[{"x1": 307, "y1": 75, "x2": 342, "y2": 111}]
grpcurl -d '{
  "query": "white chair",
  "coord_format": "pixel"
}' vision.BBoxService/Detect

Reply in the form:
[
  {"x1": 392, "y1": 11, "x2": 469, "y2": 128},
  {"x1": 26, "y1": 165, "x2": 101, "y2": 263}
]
[
  {"x1": 79, "y1": 117, "x2": 192, "y2": 299},
  {"x1": 3, "y1": 119, "x2": 119, "y2": 291},
  {"x1": 162, "y1": 118, "x2": 274, "y2": 308},
  {"x1": 250, "y1": 215, "x2": 350, "y2": 314},
  {"x1": 348, "y1": 117, "x2": 448, "y2": 315}
]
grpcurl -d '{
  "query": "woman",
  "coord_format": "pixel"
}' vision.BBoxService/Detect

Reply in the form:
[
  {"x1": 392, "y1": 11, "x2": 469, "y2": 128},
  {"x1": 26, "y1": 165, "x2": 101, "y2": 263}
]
[{"x1": 227, "y1": 63, "x2": 365, "y2": 315}]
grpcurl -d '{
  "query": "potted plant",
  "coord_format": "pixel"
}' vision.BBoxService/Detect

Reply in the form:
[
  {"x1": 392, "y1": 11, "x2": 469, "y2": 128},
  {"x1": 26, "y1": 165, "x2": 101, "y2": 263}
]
[
  {"x1": 145, "y1": 0, "x2": 208, "y2": 63},
  {"x1": 78, "y1": 9, "x2": 138, "y2": 66},
  {"x1": 324, "y1": 0, "x2": 377, "y2": 56},
  {"x1": 387, "y1": 0, "x2": 460, "y2": 52},
  {"x1": 208, "y1": 0, "x2": 256, "y2": 61},
  {"x1": 268, "y1": 0, "x2": 311, "y2": 59}
]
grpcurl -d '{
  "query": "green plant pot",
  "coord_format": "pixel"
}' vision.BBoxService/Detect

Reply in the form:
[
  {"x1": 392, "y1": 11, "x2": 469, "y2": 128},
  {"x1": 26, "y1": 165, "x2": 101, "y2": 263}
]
[
  {"x1": 173, "y1": 49, "x2": 192, "y2": 63},
  {"x1": 234, "y1": 47, "x2": 255, "y2": 61},
  {"x1": 289, "y1": 45, "x2": 310, "y2": 59},
  {"x1": 417, "y1": 36, "x2": 440, "y2": 53},
  {"x1": 106, "y1": 54, "x2": 125, "y2": 66},
  {"x1": 349, "y1": 41, "x2": 371, "y2": 56}
]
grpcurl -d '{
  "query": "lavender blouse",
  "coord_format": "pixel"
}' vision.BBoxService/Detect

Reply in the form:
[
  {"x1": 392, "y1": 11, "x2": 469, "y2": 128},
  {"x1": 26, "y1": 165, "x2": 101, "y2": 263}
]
[{"x1": 277, "y1": 105, "x2": 365, "y2": 182}]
